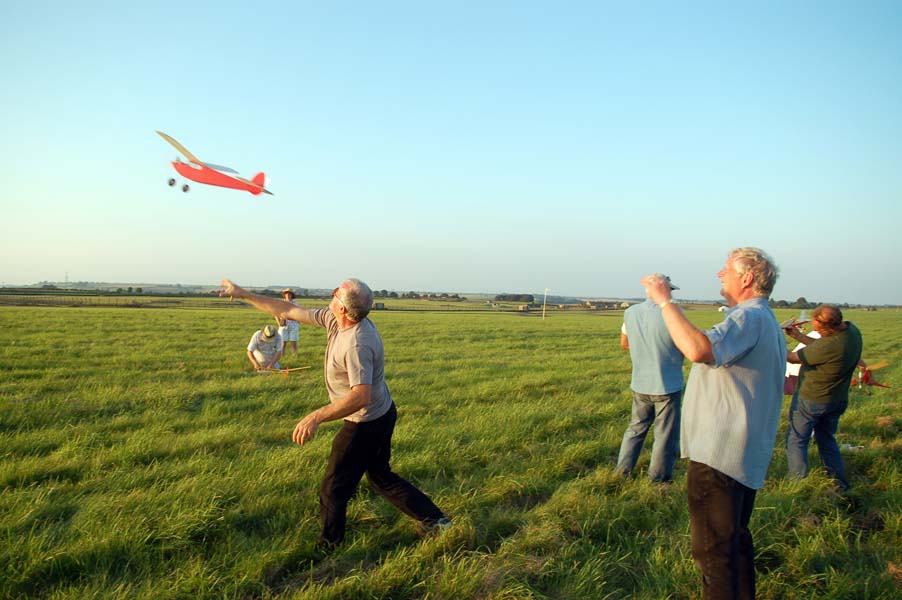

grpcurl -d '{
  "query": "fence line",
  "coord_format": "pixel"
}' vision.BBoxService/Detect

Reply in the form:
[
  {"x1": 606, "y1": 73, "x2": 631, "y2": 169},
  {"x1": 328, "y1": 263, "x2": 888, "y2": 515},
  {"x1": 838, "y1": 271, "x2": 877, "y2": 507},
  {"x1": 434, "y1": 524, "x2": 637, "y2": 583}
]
[
  {"x1": 0, "y1": 294, "x2": 622, "y2": 313},
  {"x1": 0, "y1": 295, "x2": 241, "y2": 309}
]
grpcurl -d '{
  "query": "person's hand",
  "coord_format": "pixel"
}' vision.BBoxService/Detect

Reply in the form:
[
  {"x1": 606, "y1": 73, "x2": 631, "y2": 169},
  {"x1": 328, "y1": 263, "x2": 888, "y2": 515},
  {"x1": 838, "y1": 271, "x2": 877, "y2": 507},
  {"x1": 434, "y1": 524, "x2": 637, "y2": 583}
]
[
  {"x1": 783, "y1": 325, "x2": 802, "y2": 339},
  {"x1": 640, "y1": 274, "x2": 672, "y2": 307},
  {"x1": 292, "y1": 412, "x2": 322, "y2": 446},
  {"x1": 220, "y1": 278, "x2": 243, "y2": 300}
]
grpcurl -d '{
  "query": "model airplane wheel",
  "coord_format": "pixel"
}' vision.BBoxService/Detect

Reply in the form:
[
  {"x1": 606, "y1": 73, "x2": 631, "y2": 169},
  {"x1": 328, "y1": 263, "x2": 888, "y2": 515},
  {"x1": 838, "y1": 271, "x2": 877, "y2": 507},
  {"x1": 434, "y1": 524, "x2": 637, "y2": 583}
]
[
  {"x1": 182, "y1": 184, "x2": 190, "y2": 192},
  {"x1": 167, "y1": 178, "x2": 176, "y2": 187}
]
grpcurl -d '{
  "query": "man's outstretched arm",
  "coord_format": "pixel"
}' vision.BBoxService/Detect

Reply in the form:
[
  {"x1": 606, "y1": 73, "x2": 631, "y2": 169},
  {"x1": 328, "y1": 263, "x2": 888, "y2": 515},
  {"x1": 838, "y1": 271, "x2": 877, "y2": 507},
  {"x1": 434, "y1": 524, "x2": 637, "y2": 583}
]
[{"x1": 221, "y1": 279, "x2": 316, "y2": 324}]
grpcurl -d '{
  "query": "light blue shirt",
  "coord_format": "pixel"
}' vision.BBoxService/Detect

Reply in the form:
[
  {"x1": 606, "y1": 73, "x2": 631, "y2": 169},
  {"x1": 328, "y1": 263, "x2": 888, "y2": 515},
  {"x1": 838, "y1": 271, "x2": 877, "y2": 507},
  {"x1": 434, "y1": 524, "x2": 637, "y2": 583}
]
[
  {"x1": 623, "y1": 299, "x2": 684, "y2": 395},
  {"x1": 681, "y1": 297, "x2": 786, "y2": 489}
]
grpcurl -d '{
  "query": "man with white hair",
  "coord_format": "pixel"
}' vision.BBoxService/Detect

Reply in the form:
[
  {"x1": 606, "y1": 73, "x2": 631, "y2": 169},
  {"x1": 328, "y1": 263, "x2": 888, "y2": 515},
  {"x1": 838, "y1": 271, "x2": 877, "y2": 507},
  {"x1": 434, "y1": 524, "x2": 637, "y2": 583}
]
[
  {"x1": 642, "y1": 247, "x2": 785, "y2": 600},
  {"x1": 221, "y1": 277, "x2": 450, "y2": 549}
]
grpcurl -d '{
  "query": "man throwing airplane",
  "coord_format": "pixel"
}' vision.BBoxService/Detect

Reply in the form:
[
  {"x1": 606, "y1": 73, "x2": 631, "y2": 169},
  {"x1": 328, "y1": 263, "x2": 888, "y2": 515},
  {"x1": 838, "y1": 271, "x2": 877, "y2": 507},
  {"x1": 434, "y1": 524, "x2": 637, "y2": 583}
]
[{"x1": 221, "y1": 277, "x2": 450, "y2": 549}]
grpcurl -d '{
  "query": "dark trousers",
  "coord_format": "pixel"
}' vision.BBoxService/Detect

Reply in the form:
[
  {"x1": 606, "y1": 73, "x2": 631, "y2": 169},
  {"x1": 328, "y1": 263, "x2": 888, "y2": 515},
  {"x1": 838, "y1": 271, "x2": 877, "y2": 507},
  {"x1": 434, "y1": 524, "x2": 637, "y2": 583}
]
[
  {"x1": 319, "y1": 403, "x2": 445, "y2": 545},
  {"x1": 688, "y1": 461, "x2": 758, "y2": 600}
]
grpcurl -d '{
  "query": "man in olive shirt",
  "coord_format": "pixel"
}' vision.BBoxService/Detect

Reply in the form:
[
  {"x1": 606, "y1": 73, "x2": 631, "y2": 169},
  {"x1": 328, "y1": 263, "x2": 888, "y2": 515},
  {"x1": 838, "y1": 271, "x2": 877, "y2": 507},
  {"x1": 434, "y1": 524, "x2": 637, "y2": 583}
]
[{"x1": 784, "y1": 304, "x2": 863, "y2": 490}]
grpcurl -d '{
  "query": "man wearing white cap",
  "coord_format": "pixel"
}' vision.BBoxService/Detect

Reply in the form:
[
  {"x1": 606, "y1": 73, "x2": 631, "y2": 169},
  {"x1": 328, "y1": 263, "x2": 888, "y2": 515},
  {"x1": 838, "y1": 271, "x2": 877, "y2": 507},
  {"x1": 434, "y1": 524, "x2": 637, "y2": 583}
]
[{"x1": 247, "y1": 324, "x2": 283, "y2": 371}]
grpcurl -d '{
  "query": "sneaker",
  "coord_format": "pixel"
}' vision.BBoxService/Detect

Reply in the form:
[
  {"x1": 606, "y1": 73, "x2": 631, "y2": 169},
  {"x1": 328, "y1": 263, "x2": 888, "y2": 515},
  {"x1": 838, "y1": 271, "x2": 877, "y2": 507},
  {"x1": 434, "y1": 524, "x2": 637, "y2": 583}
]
[{"x1": 417, "y1": 516, "x2": 452, "y2": 536}]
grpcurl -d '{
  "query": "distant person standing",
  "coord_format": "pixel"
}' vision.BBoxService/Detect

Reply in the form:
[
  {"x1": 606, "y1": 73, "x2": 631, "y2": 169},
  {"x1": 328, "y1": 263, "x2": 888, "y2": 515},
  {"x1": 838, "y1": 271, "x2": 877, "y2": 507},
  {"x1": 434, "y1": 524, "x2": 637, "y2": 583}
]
[
  {"x1": 221, "y1": 277, "x2": 450, "y2": 549},
  {"x1": 642, "y1": 247, "x2": 785, "y2": 600},
  {"x1": 784, "y1": 305, "x2": 864, "y2": 491},
  {"x1": 247, "y1": 324, "x2": 283, "y2": 371},
  {"x1": 277, "y1": 288, "x2": 300, "y2": 355},
  {"x1": 616, "y1": 274, "x2": 685, "y2": 483}
]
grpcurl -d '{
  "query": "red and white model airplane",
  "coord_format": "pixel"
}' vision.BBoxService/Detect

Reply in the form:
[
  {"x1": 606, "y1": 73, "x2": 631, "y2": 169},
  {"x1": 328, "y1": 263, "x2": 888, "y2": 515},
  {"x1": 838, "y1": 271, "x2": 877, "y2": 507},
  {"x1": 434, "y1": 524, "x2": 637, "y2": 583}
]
[
  {"x1": 780, "y1": 310, "x2": 811, "y2": 330},
  {"x1": 156, "y1": 131, "x2": 273, "y2": 195},
  {"x1": 852, "y1": 361, "x2": 891, "y2": 389}
]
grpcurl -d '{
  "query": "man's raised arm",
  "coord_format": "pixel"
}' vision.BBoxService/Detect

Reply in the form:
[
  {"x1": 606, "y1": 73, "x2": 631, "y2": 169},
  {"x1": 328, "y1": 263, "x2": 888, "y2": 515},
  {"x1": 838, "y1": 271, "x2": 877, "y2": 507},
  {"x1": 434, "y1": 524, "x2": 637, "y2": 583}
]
[
  {"x1": 641, "y1": 274, "x2": 714, "y2": 363},
  {"x1": 220, "y1": 279, "x2": 317, "y2": 324}
]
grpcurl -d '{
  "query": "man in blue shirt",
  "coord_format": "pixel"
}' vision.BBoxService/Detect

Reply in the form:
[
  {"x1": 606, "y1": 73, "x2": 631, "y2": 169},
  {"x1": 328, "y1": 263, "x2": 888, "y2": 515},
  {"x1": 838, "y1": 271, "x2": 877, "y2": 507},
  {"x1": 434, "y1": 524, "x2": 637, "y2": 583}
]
[
  {"x1": 616, "y1": 274, "x2": 685, "y2": 483},
  {"x1": 643, "y1": 248, "x2": 785, "y2": 600}
]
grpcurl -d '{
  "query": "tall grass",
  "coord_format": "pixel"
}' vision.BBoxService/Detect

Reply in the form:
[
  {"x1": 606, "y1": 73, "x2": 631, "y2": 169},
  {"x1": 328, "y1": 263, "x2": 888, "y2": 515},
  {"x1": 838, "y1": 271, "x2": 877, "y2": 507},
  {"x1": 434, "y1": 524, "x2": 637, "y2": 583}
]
[{"x1": 0, "y1": 305, "x2": 899, "y2": 598}]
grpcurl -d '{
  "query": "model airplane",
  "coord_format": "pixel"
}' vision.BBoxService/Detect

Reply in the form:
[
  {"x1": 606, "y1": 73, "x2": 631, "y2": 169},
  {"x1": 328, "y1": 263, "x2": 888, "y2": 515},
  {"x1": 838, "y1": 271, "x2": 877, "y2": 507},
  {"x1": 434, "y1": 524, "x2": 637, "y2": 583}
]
[
  {"x1": 156, "y1": 131, "x2": 273, "y2": 195},
  {"x1": 852, "y1": 361, "x2": 891, "y2": 389},
  {"x1": 780, "y1": 310, "x2": 810, "y2": 330}
]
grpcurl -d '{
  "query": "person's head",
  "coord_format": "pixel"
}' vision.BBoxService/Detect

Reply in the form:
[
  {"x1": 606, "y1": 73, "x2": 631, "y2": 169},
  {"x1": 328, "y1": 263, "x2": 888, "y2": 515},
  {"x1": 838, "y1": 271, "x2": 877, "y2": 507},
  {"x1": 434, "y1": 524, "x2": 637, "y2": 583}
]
[
  {"x1": 656, "y1": 273, "x2": 679, "y2": 290},
  {"x1": 719, "y1": 247, "x2": 778, "y2": 305},
  {"x1": 261, "y1": 324, "x2": 278, "y2": 339},
  {"x1": 281, "y1": 288, "x2": 295, "y2": 299},
  {"x1": 332, "y1": 278, "x2": 373, "y2": 322},
  {"x1": 812, "y1": 304, "x2": 844, "y2": 335}
]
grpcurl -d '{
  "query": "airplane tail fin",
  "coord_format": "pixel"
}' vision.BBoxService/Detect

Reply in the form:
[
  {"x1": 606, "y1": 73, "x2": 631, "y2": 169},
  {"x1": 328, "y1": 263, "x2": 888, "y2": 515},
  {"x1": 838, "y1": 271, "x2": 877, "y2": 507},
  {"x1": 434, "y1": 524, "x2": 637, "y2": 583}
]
[{"x1": 250, "y1": 172, "x2": 272, "y2": 196}]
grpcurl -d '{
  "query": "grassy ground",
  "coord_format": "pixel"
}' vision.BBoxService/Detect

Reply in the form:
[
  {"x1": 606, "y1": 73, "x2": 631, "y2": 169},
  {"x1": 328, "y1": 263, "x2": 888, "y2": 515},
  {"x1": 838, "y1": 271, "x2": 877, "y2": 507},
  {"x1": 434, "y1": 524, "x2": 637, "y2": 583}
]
[{"x1": 0, "y1": 305, "x2": 899, "y2": 599}]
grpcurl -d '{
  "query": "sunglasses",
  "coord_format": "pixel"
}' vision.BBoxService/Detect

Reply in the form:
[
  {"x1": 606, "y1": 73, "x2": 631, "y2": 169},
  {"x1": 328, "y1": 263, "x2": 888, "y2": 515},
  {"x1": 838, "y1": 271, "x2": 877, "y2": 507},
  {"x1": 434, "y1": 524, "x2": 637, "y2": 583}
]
[{"x1": 332, "y1": 287, "x2": 348, "y2": 309}]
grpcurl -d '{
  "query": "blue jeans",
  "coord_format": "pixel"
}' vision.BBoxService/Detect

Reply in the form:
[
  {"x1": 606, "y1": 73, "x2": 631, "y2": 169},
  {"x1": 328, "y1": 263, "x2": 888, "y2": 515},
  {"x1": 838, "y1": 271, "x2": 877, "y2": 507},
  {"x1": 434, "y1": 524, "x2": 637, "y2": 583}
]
[
  {"x1": 785, "y1": 393, "x2": 850, "y2": 490},
  {"x1": 688, "y1": 461, "x2": 757, "y2": 600},
  {"x1": 616, "y1": 390, "x2": 682, "y2": 482}
]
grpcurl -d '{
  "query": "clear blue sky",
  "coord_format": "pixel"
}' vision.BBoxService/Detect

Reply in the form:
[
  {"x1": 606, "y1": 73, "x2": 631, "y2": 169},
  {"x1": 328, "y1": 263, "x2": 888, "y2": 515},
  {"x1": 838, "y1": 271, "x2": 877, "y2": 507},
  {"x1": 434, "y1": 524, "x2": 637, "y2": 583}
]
[{"x1": 2, "y1": 1, "x2": 900, "y2": 304}]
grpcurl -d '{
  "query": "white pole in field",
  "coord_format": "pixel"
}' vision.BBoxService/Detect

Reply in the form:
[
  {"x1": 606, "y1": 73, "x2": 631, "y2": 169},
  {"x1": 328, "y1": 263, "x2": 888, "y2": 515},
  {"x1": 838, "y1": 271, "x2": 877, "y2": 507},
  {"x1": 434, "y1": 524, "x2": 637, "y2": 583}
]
[{"x1": 542, "y1": 288, "x2": 550, "y2": 320}]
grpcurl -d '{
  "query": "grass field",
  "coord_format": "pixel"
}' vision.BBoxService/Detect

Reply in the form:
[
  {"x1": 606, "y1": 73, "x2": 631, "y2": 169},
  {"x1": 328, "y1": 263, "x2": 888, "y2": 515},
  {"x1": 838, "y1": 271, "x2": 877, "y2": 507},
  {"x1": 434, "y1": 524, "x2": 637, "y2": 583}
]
[{"x1": 1, "y1": 304, "x2": 900, "y2": 599}]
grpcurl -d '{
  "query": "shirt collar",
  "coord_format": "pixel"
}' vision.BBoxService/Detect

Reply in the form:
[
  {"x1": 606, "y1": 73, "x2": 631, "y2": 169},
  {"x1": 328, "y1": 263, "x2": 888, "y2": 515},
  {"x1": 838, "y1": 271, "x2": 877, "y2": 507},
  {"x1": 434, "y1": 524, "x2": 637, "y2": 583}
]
[{"x1": 726, "y1": 296, "x2": 769, "y2": 315}]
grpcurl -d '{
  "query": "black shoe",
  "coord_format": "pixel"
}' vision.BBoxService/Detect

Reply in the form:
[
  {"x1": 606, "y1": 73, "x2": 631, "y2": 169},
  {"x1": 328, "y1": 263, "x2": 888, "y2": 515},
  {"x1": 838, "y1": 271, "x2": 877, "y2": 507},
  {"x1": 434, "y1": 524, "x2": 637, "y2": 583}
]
[{"x1": 314, "y1": 539, "x2": 339, "y2": 554}]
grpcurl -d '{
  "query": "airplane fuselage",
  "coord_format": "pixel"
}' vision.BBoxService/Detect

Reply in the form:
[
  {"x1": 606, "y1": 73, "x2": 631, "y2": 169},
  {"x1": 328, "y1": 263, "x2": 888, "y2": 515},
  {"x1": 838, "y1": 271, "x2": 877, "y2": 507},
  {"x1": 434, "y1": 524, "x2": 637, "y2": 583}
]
[{"x1": 172, "y1": 161, "x2": 264, "y2": 195}]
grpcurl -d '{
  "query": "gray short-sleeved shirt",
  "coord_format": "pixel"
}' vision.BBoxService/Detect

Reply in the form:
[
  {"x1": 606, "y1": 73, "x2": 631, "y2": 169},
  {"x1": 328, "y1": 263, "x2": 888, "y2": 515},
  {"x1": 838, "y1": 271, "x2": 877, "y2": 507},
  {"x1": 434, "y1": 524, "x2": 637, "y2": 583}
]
[
  {"x1": 681, "y1": 297, "x2": 786, "y2": 489},
  {"x1": 303, "y1": 308, "x2": 392, "y2": 423}
]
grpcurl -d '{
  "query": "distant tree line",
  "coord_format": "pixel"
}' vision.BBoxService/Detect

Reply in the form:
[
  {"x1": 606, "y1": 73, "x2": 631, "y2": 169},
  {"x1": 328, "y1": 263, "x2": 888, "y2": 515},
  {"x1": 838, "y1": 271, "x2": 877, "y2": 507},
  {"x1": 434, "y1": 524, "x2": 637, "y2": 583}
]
[
  {"x1": 494, "y1": 294, "x2": 535, "y2": 303},
  {"x1": 374, "y1": 290, "x2": 466, "y2": 301},
  {"x1": 769, "y1": 297, "x2": 853, "y2": 309}
]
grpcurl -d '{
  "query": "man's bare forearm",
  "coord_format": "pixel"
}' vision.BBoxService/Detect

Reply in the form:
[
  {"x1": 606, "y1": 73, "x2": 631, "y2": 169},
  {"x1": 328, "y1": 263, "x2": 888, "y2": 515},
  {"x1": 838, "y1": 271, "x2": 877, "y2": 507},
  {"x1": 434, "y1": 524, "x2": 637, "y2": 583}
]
[
  {"x1": 660, "y1": 303, "x2": 714, "y2": 363},
  {"x1": 222, "y1": 279, "x2": 315, "y2": 323}
]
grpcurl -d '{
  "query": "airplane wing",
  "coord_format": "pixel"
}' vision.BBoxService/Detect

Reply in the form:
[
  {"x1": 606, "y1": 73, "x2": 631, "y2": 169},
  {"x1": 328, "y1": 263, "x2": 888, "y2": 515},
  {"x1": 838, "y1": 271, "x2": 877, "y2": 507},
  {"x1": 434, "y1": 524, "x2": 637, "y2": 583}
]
[
  {"x1": 866, "y1": 361, "x2": 890, "y2": 371},
  {"x1": 203, "y1": 162, "x2": 239, "y2": 174},
  {"x1": 156, "y1": 131, "x2": 202, "y2": 165}
]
